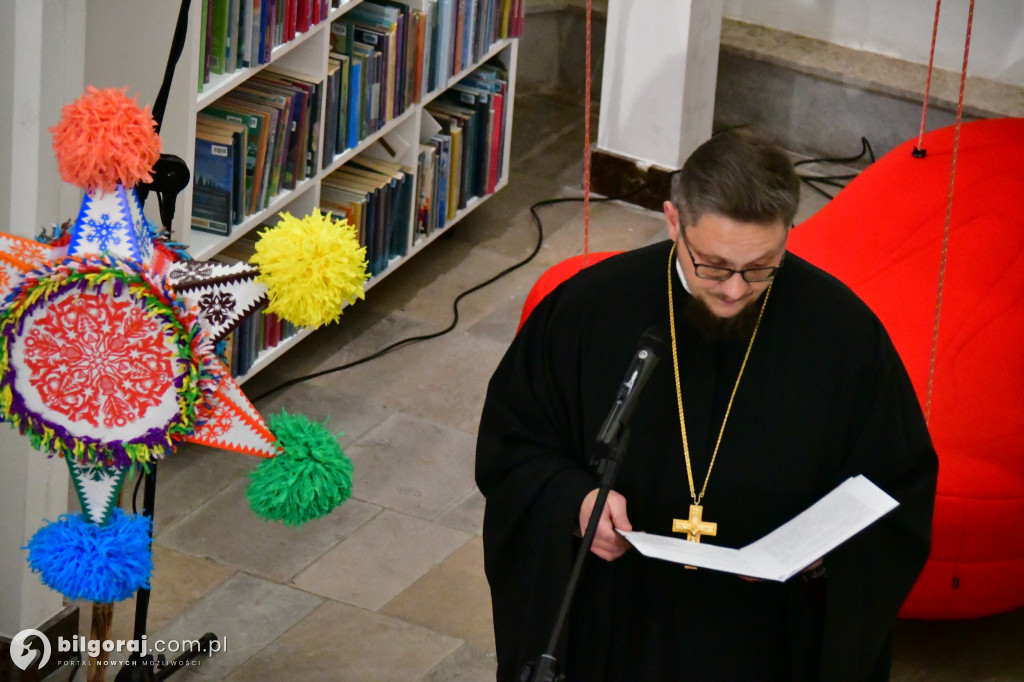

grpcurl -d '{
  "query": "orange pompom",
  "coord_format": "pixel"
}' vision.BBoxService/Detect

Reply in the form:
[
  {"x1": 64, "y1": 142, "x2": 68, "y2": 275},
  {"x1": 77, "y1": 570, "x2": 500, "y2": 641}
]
[{"x1": 50, "y1": 86, "x2": 161, "y2": 194}]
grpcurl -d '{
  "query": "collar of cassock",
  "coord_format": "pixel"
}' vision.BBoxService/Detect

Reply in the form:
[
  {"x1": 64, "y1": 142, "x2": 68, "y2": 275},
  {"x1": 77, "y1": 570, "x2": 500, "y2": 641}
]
[{"x1": 675, "y1": 252, "x2": 693, "y2": 295}]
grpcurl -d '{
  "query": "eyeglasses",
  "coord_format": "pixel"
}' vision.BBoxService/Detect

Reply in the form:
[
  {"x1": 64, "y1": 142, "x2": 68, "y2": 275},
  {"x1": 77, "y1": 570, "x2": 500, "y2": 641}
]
[{"x1": 680, "y1": 234, "x2": 784, "y2": 283}]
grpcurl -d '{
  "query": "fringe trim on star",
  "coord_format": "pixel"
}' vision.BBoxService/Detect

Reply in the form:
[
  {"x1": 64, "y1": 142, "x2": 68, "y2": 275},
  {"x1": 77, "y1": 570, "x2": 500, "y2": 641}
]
[
  {"x1": 246, "y1": 410, "x2": 353, "y2": 526},
  {"x1": 0, "y1": 257, "x2": 222, "y2": 470},
  {"x1": 24, "y1": 508, "x2": 153, "y2": 603}
]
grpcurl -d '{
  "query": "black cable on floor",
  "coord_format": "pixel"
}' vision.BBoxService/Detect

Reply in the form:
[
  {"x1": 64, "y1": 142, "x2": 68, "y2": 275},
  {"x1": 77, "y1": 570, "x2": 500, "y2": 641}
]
[{"x1": 249, "y1": 184, "x2": 658, "y2": 404}]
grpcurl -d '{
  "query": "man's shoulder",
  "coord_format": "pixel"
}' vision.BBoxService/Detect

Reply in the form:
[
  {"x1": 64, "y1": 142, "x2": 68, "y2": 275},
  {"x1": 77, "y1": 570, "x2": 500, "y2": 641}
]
[
  {"x1": 783, "y1": 254, "x2": 874, "y2": 311},
  {"x1": 558, "y1": 241, "x2": 670, "y2": 297},
  {"x1": 779, "y1": 253, "x2": 889, "y2": 342},
  {"x1": 518, "y1": 241, "x2": 670, "y2": 340}
]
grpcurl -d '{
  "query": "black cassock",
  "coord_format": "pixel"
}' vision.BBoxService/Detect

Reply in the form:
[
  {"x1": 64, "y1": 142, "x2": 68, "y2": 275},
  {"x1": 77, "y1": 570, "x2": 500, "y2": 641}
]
[{"x1": 476, "y1": 241, "x2": 937, "y2": 681}]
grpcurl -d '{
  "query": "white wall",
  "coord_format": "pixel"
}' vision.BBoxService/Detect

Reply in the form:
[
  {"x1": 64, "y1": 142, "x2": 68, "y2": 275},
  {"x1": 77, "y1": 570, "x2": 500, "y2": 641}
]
[
  {"x1": 530, "y1": 0, "x2": 1023, "y2": 87},
  {"x1": 0, "y1": 0, "x2": 83, "y2": 638},
  {"x1": 597, "y1": 1, "x2": 723, "y2": 170},
  {"x1": 723, "y1": 0, "x2": 1023, "y2": 87}
]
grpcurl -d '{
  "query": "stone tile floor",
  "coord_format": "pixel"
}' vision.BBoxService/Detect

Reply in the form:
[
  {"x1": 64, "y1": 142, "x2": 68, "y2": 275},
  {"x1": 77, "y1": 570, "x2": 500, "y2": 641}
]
[{"x1": 62, "y1": 90, "x2": 1024, "y2": 681}]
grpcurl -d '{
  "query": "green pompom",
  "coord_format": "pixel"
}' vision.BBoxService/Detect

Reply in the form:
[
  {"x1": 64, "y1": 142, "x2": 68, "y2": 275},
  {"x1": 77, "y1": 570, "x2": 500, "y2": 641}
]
[{"x1": 246, "y1": 410, "x2": 353, "y2": 526}]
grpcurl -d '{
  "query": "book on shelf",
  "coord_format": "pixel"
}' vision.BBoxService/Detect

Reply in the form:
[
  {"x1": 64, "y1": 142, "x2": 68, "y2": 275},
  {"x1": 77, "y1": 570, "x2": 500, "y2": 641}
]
[
  {"x1": 426, "y1": 104, "x2": 470, "y2": 214},
  {"x1": 349, "y1": 16, "x2": 395, "y2": 132},
  {"x1": 345, "y1": 42, "x2": 375, "y2": 142},
  {"x1": 435, "y1": 0, "x2": 454, "y2": 91},
  {"x1": 238, "y1": 77, "x2": 301, "y2": 191},
  {"x1": 413, "y1": 143, "x2": 437, "y2": 243},
  {"x1": 323, "y1": 58, "x2": 341, "y2": 169},
  {"x1": 349, "y1": 154, "x2": 414, "y2": 262},
  {"x1": 430, "y1": 132, "x2": 451, "y2": 230},
  {"x1": 212, "y1": 232, "x2": 296, "y2": 377},
  {"x1": 329, "y1": 167, "x2": 389, "y2": 274},
  {"x1": 336, "y1": 53, "x2": 351, "y2": 155},
  {"x1": 472, "y1": 0, "x2": 489, "y2": 61},
  {"x1": 413, "y1": 7, "x2": 429, "y2": 102},
  {"x1": 192, "y1": 130, "x2": 236, "y2": 236},
  {"x1": 448, "y1": 83, "x2": 492, "y2": 198},
  {"x1": 199, "y1": 0, "x2": 211, "y2": 90},
  {"x1": 260, "y1": 66, "x2": 323, "y2": 180},
  {"x1": 392, "y1": 2, "x2": 419, "y2": 110},
  {"x1": 421, "y1": 0, "x2": 436, "y2": 94},
  {"x1": 452, "y1": 0, "x2": 465, "y2": 76},
  {"x1": 227, "y1": 0, "x2": 240, "y2": 74},
  {"x1": 238, "y1": 0, "x2": 254, "y2": 68},
  {"x1": 218, "y1": 94, "x2": 281, "y2": 212},
  {"x1": 197, "y1": 116, "x2": 248, "y2": 226},
  {"x1": 346, "y1": 52, "x2": 364, "y2": 150},
  {"x1": 321, "y1": 182, "x2": 368, "y2": 248},
  {"x1": 209, "y1": 0, "x2": 231, "y2": 75},
  {"x1": 200, "y1": 107, "x2": 263, "y2": 215},
  {"x1": 258, "y1": 0, "x2": 271, "y2": 63}
]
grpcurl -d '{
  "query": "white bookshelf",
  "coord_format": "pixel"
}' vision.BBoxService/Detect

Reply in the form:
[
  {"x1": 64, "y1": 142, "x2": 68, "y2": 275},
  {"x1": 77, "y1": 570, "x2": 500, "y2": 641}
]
[{"x1": 85, "y1": 0, "x2": 518, "y2": 383}]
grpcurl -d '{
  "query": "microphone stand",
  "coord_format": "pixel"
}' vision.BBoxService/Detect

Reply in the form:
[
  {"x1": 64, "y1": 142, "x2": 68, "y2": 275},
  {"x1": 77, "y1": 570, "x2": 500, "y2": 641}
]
[
  {"x1": 524, "y1": 427, "x2": 632, "y2": 682},
  {"x1": 114, "y1": 463, "x2": 218, "y2": 682},
  {"x1": 117, "y1": 5, "x2": 218, "y2": 677}
]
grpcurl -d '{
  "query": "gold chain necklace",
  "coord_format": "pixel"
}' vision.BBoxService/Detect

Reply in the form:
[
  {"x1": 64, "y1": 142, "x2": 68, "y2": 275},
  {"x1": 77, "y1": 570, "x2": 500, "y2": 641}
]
[{"x1": 667, "y1": 243, "x2": 773, "y2": 543}]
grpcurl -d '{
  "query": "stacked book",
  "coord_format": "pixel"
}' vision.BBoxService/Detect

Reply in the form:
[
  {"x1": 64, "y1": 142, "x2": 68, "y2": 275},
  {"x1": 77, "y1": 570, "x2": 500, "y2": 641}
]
[
  {"x1": 325, "y1": 1, "x2": 427, "y2": 165},
  {"x1": 418, "y1": 61, "x2": 508, "y2": 237},
  {"x1": 320, "y1": 153, "x2": 415, "y2": 277},
  {"x1": 422, "y1": 0, "x2": 524, "y2": 94},
  {"x1": 199, "y1": 0, "x2": 332, "y2": 91},
  {"x1": 213, "y1": 235, "x2": 298, "y2": 377},
  {"x1": 193, "y1": 67, "x2": 322, "y2": 236}
]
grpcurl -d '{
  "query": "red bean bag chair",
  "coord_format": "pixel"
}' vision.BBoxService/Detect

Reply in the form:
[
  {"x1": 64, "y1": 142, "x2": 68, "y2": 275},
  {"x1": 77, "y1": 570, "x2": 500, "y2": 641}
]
[
  {"x1": 788, "y1": 118, "x2": 1024, "y2": 619},
  {"x1": 519, "y1": 118, "x2": 1024, "y2": 620},
  {"x1": 517, "y1": 251, "x2": 620, "y2": 332}
]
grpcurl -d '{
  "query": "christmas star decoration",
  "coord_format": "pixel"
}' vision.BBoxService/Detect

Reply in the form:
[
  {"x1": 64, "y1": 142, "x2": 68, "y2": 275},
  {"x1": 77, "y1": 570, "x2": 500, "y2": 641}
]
[{"x1": 2, "y1": 86, "x2": 367, "y2": 603}]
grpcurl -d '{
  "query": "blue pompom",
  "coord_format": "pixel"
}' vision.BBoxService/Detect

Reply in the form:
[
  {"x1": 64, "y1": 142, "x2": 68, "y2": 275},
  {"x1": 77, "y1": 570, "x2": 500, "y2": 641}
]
[{"x1": 25, "y1": 509, "x2": 153, "y2": 603}]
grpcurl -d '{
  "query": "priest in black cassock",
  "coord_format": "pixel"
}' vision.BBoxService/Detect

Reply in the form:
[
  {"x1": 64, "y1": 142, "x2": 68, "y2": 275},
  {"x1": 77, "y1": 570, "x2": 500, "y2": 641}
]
[{"x1": 475, "y1": 129, "x2": 938, "y2": 681}]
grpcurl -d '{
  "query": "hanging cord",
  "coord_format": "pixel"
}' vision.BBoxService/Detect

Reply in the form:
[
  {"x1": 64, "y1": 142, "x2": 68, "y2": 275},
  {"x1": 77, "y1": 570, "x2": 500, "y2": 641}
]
[
  {"x1": 926, "y1": 0, "x2": 974, "y2": 421},
  {"x1": 582, "y1": 0, "x2": 593, "y2": 265},
  {"x1": 133, "y1": 0, "x2": 193, "y2": 516},
  {"x1": 913, "y1": 0, "x2": 943, "y2": 158},
  {"x1": 136, "y1": 0, "x2": 193, "y2": 230},
  {"x1": 151, "y1": 0, "x2": 192, "y2": 135}
]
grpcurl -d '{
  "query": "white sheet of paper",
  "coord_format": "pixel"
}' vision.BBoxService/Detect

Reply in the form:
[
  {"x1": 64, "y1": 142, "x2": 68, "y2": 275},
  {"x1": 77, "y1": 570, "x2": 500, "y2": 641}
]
[{"x1": 617, "y1": 475, "x2": 898, "y2": 581}]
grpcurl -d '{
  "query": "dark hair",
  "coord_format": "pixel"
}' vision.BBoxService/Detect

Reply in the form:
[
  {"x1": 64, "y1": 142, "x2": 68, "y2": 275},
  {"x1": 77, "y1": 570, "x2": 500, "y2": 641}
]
[{"x1": 671, "y1": 128, "x2": 800, "y2": 228}]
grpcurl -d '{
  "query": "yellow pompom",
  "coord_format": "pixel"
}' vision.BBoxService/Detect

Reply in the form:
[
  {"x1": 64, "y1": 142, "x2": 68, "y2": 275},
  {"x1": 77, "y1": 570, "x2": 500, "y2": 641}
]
[{"x1": 251, "y1": 210, "x2": 368, "y2": 328}]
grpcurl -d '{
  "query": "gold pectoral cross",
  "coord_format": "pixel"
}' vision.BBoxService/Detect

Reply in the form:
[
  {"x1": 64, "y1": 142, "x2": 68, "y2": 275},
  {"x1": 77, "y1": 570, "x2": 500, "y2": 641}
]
[{"x1": 673, "y1": 504, "x2": 717, "y2": 543}]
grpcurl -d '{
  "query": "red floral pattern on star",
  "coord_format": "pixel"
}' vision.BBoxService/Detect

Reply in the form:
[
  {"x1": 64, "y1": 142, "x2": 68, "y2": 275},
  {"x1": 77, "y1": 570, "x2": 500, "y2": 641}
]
[
  {"x1": 22, "y1": 292, "x2": 175, "y2": 428},
  {"x1": 205, "y1": 407, "x2": 235, "y2": 438}
]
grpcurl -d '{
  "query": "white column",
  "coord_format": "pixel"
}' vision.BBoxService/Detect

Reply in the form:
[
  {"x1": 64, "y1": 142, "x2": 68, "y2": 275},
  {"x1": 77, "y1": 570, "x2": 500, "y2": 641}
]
[
  {"x1": 597, "y1": 0, "x2": 724, "y2": 170},
  {"x1": 0, "y1": 0, "x2": 84, "y2": 637}
]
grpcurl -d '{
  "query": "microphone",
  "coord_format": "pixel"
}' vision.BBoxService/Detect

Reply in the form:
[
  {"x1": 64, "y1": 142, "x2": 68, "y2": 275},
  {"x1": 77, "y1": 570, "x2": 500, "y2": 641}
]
[{"x1": 596, "y1": 326, "x2": 668, "y2": 447}]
